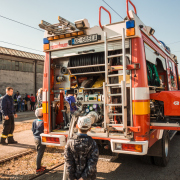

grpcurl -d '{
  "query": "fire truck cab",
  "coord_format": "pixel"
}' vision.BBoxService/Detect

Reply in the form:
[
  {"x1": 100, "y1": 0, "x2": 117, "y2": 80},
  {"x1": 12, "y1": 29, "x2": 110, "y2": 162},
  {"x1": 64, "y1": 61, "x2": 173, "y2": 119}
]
[{"x1": 39, "y1": 0, "x2": 180, "y2": 166}]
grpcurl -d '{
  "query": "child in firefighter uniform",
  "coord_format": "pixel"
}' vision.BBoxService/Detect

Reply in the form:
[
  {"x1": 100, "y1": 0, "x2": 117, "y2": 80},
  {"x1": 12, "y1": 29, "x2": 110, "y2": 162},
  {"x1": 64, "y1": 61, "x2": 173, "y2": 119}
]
[
  {"x1": 64, "y1": 116, "x2": 99, "y2": 180},
  {"x1": 32, "y1": 108, "x2": 46, "y2": 174}
]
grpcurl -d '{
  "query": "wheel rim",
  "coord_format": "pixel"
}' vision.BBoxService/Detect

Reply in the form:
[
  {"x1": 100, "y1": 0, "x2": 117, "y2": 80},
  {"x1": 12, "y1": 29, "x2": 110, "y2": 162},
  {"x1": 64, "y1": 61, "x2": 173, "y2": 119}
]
[{"x1": 165, "y1": 135, "x2": 169, "y2": 157}]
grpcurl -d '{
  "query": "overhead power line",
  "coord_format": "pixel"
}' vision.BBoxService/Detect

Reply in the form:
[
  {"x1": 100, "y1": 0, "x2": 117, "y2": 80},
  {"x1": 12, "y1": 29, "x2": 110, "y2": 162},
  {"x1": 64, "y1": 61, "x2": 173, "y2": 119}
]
[
  {"x1": 0, "y1": 15, "x2": 44, "y2": 32},
  {"x1": 172, "y1": 51, "x2": 180, "y2": 53},
  {"x1": 102, "y1": 0, "x2": 124, "y2": 20},
  {"x1": 167, "y1": 41, "x2": 180, "y2": 45},
  {"x1": 0, "y1": 41, "x2": 43, "y2": 52}
]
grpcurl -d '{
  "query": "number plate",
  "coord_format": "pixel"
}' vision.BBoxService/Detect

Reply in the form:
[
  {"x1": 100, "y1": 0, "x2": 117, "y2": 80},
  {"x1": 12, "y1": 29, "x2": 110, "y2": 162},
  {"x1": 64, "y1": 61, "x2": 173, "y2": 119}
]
[{"x1": 72, "y1": 34, "x2": 99, "y2": 45}]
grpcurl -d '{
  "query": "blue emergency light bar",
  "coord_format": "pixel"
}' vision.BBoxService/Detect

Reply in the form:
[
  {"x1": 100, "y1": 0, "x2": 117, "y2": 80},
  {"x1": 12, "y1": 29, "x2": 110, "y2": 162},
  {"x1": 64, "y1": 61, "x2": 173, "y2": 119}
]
[
  {"x1": 43, "y1": 38, "x2": 49, "y2": 44},
  {"x1": 126, "y1": 20, "x2": 135, "y2": 29}
]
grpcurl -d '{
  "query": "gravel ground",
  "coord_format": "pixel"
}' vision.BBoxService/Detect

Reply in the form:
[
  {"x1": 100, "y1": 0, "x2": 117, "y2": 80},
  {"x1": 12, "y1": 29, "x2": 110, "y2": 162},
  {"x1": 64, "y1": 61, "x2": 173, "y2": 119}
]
[
  {"x1": 0, "y1": 131, "x2": 180, "y2": 180},
  {"x1": 32, "y1": 134, "x2": 180, "y2": 180},
  {"x1": 0, "y1": 146, "x2": 64, "y2": 180}
]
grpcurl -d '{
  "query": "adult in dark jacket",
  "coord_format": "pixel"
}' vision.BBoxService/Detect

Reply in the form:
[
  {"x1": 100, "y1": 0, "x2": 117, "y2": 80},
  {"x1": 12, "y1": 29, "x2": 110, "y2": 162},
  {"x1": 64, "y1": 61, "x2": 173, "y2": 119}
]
[{"x1": 1, "y1": 87, "x2": 18, "y2": 145}]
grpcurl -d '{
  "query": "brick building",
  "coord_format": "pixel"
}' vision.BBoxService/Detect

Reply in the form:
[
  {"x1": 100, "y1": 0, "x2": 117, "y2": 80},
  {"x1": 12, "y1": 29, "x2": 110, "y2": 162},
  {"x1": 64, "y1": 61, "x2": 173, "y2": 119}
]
[{"x1": 0, "y1": 46, "x2": 44, "y2": 97}]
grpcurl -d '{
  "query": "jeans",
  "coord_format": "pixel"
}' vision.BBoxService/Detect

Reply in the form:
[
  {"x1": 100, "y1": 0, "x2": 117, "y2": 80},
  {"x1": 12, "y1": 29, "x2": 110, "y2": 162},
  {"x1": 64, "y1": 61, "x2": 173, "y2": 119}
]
[
  {"x1": 21, "y1": 104, "x2": 24, "y2": 111},
  {"x1": 18, "y1": 101, "x2": 21, "y2": 112},
  {"x1": 34, "y1": 138, "x2": 46, "y2": 169}
]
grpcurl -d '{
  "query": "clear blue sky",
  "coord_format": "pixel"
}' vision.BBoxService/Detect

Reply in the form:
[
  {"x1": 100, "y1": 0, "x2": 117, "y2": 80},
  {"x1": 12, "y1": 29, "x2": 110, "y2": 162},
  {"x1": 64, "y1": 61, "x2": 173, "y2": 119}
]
[{"x1": 0, "y1": 0, "x2": 180, "y2": 68}]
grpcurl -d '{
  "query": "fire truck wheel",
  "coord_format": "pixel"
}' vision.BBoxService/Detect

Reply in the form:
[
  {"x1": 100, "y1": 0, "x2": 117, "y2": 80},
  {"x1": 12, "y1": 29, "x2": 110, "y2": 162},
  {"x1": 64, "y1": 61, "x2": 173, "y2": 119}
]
[{"x1": 153, "y1": 131, "x2": 170, "y2": 167}]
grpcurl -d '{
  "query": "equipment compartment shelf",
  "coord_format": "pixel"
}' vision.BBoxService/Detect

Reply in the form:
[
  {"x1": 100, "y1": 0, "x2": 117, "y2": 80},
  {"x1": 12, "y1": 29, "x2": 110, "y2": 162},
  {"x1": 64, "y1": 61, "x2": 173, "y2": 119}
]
[{"x1": 81, "y1": 101, "x2": 104, "y2": 105}]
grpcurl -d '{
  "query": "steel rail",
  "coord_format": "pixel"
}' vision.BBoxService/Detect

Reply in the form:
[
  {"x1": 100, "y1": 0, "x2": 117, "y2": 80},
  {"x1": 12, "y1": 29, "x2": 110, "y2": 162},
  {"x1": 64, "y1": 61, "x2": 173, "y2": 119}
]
[
  {"x1": 0, "y1": 149, "x2": 35, "y2": 164},
  {"x1": 29, "y1": 162, "x2": 65, "y2": 180}
]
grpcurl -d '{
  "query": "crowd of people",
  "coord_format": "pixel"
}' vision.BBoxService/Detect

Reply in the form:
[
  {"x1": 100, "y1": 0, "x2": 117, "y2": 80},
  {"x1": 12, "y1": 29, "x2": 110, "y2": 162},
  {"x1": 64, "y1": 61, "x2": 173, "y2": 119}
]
[
  {"x1": 13, "y1": 91, "x2": 36, "y2": 112},
  {"x1": 0, "y1": 91, "x2": 37, "y2": 122}
]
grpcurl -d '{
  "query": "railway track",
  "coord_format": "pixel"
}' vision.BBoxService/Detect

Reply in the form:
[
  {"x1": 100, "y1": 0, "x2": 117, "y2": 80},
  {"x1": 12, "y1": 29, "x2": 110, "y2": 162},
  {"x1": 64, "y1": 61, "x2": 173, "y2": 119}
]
[
  {"x1": 0, "y1": 148, "x2": 117, "y2": 180},
  {"x1": 0, "y1": 149, "x2": 35, "y2": 164},
  {"x1": 29, "y1": 162, "x2": 65, "y2": 180},
  {"x1": 0, "y1": 149, "x2": 65, "y2": 180}
]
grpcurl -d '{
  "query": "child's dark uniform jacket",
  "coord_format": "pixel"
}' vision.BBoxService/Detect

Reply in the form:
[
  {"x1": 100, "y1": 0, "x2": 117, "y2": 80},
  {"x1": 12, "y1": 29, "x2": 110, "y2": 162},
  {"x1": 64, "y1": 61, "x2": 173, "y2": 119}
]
[
  {"x1": 32, "y1": 119, "x2": 44, "y2": 140},
  {"x1": 32, "y1": 119, "x2": 46, "y2": 170},
  {"x1": 65, "y1": 133, "x2": 99, "y2": 180}
]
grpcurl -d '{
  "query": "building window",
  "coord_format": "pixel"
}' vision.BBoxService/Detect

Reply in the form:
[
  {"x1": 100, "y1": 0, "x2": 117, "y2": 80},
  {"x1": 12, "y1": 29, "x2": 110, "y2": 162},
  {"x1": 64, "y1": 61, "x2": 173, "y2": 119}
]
[
  {"x1": 19, "y1": 62, "x2": 23, "y2": 71},
  {"x1": 12, "y1": 61, "x2": 15, "y2": 71},
  {"x1": 0, "y1": 59, "x2": 12, "y2": 70},
  {"x1": 36, "y1": 64, "x2": 43, "y2": 73},
  {"x1": 15, "y1": 61, "x2": 19, "y2": 71},
  {"x1": 22, "y1": 62, "x2": 33, "y2": 72},
  {"x1": 0, "y1": 59, "x2": 3, "y2": 70},
  {"x1": 28, "y1": 63, "x2": 33, "y2": 72}
]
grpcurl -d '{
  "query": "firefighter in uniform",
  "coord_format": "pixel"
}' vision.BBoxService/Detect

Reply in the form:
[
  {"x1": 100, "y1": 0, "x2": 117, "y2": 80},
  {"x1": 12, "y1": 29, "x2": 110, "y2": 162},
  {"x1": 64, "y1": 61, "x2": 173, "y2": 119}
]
[{"x1": 1, "y1": 87, "x2": 18, "y2": 145}]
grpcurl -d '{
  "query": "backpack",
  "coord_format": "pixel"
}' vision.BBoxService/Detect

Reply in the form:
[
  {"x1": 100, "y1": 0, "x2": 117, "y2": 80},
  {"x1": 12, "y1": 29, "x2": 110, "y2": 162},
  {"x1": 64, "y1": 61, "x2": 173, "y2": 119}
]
[{"x1": 0, "y1": 95, "x2": 5, "y2": 113}]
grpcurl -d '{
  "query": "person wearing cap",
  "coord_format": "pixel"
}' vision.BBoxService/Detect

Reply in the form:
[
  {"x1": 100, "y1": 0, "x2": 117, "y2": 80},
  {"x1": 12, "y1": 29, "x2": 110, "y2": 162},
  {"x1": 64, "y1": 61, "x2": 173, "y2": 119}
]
[
  {"x1": 64, "y1": 116, "x2": 99, "y2": 180},
  {"x1": 32, "y1": 108, "x2": 46, "y2": 174}
]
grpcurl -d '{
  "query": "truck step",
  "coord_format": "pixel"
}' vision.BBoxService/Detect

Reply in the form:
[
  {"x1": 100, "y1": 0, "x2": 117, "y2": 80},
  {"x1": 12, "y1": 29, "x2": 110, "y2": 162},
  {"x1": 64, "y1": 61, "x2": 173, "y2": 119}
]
[
  {"x1": 108, "y1": 93, "x2": 122, "y2": 96},
  {"x1": 106, "y1": 104, "x2": 122, "y2": 106},
  {"x1": 108, "y1": 73, "x2": 123, "y2": 77},
  {"x1": 106, "y1": 83, "x2": 121, "y2": 87},
  {"x1": 108, "y1": 113, "x2": 123, "y2": 116}
]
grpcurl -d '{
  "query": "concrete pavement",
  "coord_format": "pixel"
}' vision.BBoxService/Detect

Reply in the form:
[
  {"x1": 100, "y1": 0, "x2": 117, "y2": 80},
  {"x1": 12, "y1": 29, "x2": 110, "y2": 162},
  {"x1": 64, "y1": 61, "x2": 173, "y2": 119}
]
[
  {"x1": 0, "y1": 112, "x2": 36, "y2": 160},
  {"x1": 0, "y1": 129, "x2": 35, "y2": 160},
  {"x1": 16, "y1": 111, "x2": 36, "y2": 121}
]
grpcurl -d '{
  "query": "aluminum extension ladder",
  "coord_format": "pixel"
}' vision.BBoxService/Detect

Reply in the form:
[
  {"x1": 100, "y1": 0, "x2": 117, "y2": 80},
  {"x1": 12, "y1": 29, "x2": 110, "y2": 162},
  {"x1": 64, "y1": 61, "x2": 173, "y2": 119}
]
[{"x1": 103, "y1": 28, "x2": 128, "y2": 137}]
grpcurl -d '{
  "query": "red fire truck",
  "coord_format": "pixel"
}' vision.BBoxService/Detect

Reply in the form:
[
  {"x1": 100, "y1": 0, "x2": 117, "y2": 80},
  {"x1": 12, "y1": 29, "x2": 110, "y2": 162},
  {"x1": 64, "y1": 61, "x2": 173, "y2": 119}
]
[{"x1": 39, "y1": 0, "x2": 180, "y2": 167}]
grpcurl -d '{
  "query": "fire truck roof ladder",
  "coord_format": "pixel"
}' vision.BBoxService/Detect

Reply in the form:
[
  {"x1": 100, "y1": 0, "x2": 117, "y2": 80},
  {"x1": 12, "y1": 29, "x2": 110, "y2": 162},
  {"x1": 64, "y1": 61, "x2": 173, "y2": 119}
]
[
  {"x1": 39, "y1": 16, "x2": 77, "y2": 35},
  {"x1": 103, "y1": 28, "x2": 128, "y2": 137}
]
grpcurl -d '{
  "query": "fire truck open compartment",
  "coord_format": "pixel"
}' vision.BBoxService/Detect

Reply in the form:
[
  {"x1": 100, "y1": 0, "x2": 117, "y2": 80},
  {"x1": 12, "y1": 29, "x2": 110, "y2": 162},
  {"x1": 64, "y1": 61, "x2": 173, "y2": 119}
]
[
  {"x1": 144, "y1": 40, "x2": 180, "y2": 127},
  {"x1": 50, "y1": 46, "x2": 132, "y2": 137}
]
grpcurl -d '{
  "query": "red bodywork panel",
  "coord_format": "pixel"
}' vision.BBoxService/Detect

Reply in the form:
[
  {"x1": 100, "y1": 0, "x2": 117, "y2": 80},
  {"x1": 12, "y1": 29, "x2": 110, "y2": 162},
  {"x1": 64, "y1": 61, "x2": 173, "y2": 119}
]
[
  {"x1": 56, "y1": 92, "x2": 64, "y2": 125},
  {"x1": 150, "y1": 91, "x2": 180, "y2": 116}
]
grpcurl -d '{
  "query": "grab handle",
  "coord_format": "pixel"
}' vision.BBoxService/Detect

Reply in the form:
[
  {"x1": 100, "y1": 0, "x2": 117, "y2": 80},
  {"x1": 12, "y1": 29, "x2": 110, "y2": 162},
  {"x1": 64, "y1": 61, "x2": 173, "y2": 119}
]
[
  {"x1": 126, "y1": 0, "x2": 137, "y2": 19},
  {"x1": 99, "y1": 6, "x2": 112, "y2": 29}
]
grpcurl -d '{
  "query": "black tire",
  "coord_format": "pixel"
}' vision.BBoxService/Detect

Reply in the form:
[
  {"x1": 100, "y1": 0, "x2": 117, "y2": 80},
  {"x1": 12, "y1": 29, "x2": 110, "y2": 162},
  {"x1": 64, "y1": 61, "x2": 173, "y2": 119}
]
[{"x1": 153, "y1": 131, "x2": 170, "y2": 167}]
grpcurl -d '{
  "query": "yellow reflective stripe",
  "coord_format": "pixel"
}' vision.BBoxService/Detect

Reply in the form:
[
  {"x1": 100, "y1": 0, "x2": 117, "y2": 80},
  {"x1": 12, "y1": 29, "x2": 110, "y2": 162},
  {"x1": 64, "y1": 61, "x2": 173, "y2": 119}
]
[
  {"x1": 8, "y1": 134, "x2": 13, "y2": 137},
  {"x1": 132, "y1": 101, "x2": 150, "y2": 115},
  {"x1": 42, "y1": 103, "x2": 48, "y2": 113},
  {"x1": 1, "y1": 134, "x2": 7, "y2": 138}
]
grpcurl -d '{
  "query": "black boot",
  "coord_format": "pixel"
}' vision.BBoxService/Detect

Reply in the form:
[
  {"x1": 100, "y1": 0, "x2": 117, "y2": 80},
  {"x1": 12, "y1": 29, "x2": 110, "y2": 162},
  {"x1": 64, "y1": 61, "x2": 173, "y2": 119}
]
[
  {"x1": 8, "y1": 136, "x2": 18, "y2": 144},
  {"x1": 1, "y1": 137, "x2": 8, "y2": 145}
]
